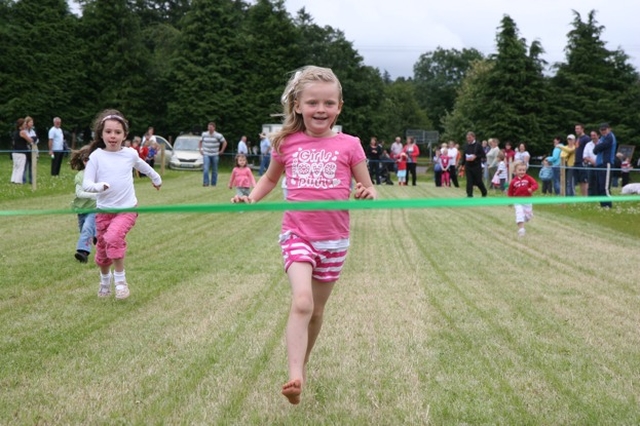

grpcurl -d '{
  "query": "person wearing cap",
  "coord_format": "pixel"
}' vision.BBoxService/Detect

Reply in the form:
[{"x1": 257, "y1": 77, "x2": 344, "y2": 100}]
[
  {"x1": 258, "y1": 132, "x2": 271, "y2": 176},
  {"x1": 592, "y1": 122, "x2": 617, "y2": 208},
  {"x1": 559, "y1": 134, "x2": 576, "y2": 196}
]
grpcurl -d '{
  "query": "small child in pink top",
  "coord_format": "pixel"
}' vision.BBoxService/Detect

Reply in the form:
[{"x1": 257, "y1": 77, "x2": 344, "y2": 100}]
[
  {"x1": 232, "y1": 65, "x2": 377, "y2": 405},
  {"x1": 228, "y1": 153, "x2": 256, "y2": 197}
]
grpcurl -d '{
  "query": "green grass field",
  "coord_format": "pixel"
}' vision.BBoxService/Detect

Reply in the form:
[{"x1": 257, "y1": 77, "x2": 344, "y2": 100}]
[{"x1": 1, "y1": 156, "x2": 639, "y2": 425}]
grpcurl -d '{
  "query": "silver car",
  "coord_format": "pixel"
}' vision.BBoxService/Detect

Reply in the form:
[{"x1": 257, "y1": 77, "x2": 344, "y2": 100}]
[{"x1": 169, "y1": 134, "x2": 203, "y2": 170}]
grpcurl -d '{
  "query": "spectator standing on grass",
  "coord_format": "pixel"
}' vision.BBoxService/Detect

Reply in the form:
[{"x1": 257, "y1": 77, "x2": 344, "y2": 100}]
[
  {"x1": 237, "y1": 135, "x2": 248, "y2": 155},
  {"x1": 508, "y1": 161, "x2": 539, "y2": 237},
  {"x1": 447, "y1": 140, "x2": 460, "y2": 188},
  {"x1": 559, "y1": 134, "x2": 576, "y2": 196},
  {"x1": 592, "y1": 123, "x2": 617, "y2": 208},
  {"x1": 462, "y1": 131, "x2": 487, "y2": 197},
  {"x1": 433, "y1": 149, "x2": 442, "y2": 187},
  {"x1": 11, "y1": 118, "x2": 31, "y2": 184},
  {"x1": 366, "y1": 136, "x2": 382, "y2": 185},
  {"x1": 575, "y1": 124, "x2": 591, "y2": 196},
  {"x1": 492, "y1": 151, "x2": 508, "y2": 192},
  {"x1": 514, "y1": 143, "x2": 530, "y2": 170},
  {"x1": 539, "y1": 159, "x2": 553, "y2": 195},
  {"x1": 231, "y1": 65, "x2": 377, "y2": 405},
  {"x1": 402, "y1": 136, "x2": 420, "y2": 186},
  {"x1": 582, "y1": 130, "x2": 598, "y2": 196},
  {"x1": 199, "y1": 121, "x2": 227, "y2": 187},
  {"x1": 390, "y1": 136, "x2": 403, "y2": 160},
  {"x1": 23, "y1": 116, "x2": 38, "y2": 184},
  {"x1": 396, "y1": 151, "x2": 408, "y2": 185},
  {"x1": 228, "y1": 153, "x2": 256, "y2": 197},
  {"x1": 48, "y1": 117, "x2": 65, "y2": 176},
  {"x1": 486, "y1": 138, "x2": 500, "y2": 188},
  {"x1": 83, "y1": 109, "x2": 161, "y2": 300},
  {"x1": 259, "y1": 132, "x2": 271, "y2": 176},
  {"x1": 545, "y1": 136, "x2": 564, "y2": 195},
  {"x1": 70, "y1": 146, "x2": 97, "y2": 264},
  {"x1": 440, "y1": 146, "x2": 451, "y2": 187}
]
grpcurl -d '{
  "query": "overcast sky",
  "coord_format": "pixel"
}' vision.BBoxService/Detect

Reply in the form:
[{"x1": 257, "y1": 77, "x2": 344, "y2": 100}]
[{"x1": 283, "y1": 0, "x2": 640, "y2": 79}]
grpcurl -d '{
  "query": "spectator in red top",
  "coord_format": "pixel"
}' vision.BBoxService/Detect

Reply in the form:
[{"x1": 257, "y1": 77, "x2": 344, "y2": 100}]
[{"x1": 508, "y1": 161, "x2": 539, "y2": 237}]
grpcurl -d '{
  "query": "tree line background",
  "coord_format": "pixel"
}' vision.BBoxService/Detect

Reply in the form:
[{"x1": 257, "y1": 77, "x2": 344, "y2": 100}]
[{"x1": 1, "y1": 0, "x2": 639, "y2": 158}]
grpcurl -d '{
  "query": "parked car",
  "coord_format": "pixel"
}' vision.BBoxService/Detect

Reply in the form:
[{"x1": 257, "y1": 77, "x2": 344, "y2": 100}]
[
  {"x1": 154, "y1": 135, "x2": 172, "y2": 168},
  {"x1": 169, "y1": 134, "x2": 203, "y2": 170}
]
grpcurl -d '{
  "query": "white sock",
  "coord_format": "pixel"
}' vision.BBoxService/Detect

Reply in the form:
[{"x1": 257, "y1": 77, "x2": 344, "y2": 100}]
[
  {"x1": 100, "y1": 272, "x2": 112, "y2": 286},
  {"x1": 113, "y1": 270, "x2": 126, "y2": 284}
]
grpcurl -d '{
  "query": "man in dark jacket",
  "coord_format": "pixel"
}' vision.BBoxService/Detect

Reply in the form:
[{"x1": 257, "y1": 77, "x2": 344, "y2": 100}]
[
  {"x1": 592, "y1": 122, "x2": 617, "y2": 208},
  {"x1": 462, "y1": 131, "x2": 487, "y2": 197}
]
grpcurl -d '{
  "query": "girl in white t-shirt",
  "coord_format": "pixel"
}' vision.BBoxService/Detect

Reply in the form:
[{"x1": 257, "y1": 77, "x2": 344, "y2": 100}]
[{"x1": 83, "y1": 109, "x2": 162, "y2": 300}]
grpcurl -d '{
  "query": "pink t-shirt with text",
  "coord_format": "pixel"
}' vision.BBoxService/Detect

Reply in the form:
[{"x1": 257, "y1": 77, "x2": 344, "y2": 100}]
[{"x1": 272, "y1": 132, "x2": 366, "y2": 241}]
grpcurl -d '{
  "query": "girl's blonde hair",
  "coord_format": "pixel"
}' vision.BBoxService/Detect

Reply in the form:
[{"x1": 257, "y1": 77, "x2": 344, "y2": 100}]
[{"x1": 271, "y1": 65, "x2": 343, "y2": 154}]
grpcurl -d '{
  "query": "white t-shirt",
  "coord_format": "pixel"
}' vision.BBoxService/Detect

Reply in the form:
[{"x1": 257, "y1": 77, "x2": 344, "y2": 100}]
[
  {"x1": 447, "y1": 147, "x2": 458, "y2": 167},
  {"x1": 237, "y1": 140, "x2": 248, "y2": 154},
  {"x1": 83, "y1": 147, "x2": 161, "y2": 209}
]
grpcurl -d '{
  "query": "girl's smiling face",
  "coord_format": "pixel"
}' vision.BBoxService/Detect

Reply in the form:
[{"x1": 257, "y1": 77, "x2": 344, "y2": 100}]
[
  {"x1": 102, "y1": 119, "x2": 127, "y2": 152},
  {"x1": 294, "y1": 81, "x2": 342, "y2": 138}
]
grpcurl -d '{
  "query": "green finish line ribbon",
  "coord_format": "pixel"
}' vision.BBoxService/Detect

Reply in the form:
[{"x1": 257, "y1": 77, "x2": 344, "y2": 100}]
[{"x1": 1, "y1": 195, "x2": 639, "y2": 217}]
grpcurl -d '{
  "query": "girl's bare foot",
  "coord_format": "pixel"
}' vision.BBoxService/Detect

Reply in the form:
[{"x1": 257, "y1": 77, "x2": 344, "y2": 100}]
[{"x1": 282, "y1": 379, "x2": 302, "y2": 405}]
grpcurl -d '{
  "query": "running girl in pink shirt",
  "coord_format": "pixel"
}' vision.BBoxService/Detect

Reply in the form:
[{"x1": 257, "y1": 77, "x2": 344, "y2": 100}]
[{"x1": 232, "y1": 65, "x2": 377, "y2": 404}]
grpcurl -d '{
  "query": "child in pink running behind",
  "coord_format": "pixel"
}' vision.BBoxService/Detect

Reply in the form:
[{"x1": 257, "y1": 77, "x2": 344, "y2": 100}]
[
  {"x1": 232, "y1": 65, "x2": 377, "y2": 404},
  {"x1": 508, "y1": 161, "x2": 538, "y2": 237},
  {"x1": 83, "y1": 109, "x2": 162, "y2": 299},
  {"x1": 228, "y1": 153, "x2": 256, "y2": 197}
]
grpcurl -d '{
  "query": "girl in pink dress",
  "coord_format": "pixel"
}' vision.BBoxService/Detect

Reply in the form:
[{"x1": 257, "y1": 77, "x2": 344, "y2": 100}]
[{"x1": 232, "y1": 65, "x2": 377, "y2": 404}]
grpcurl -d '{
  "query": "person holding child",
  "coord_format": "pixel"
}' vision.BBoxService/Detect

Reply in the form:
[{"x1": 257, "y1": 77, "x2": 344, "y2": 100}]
[
  {"x1": 508, "y1": 161, "x2": 539, "y2": 237},
  {"x1": 231, "y1": 65, "x2": 377, "y2": 405},
  {"x1": 83, "y1": 109, "x2": 162, "y2": 299}
]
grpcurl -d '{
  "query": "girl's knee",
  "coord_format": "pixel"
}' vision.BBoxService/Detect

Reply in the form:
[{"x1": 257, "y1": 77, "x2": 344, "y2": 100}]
[{"x1": 291, "y1": 294, "x2": 314, "y2": 316}]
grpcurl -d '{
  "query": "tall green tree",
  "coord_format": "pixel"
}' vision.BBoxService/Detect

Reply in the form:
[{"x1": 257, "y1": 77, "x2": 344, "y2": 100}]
[
  {"x1": 549, "y1": 10, "x2": 640, "y2": 145},
  {"x1": 78, "y1": 0, "x2": 156, "y2": 135},
  {"x1": 380, "y1": 78, "x2": 431, "y2": 142},
  {"x1": 443, "y1": 15, "x2": 548, "y2": 153},
  {"x1": 167, "y1": 0, "x2": 248, "y2": 135},
  {"x1": 413, "y1": 47, "x2": 484, "y2": 134},
  {"x1": 0, "y1": 0, "x2": 84, "y2": 140},
  {"x1": 441, "y1": 59, "x2": 493, "y2": 144},
  {"x1": 234, "y1": 0, "x2": 303, "y2": 138},
  {"x1": 482, "y1": 15, "x2": 548, "y2": 153}
]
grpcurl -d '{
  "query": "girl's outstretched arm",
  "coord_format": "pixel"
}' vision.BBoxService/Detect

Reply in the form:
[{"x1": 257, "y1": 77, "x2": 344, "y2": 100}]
[
  {"x1": 351, "y1": 160, "x2": 377, "y2": 200},
  {"x1": 231, "y1": 160, "x2": 284, "y2": 203}
]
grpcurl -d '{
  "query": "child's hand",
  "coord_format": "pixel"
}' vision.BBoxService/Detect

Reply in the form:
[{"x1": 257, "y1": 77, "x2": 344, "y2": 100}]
[
  {"x1": 354, "y1": 182, "x2": 377, "y2": 200},
  {"x1": 231, "y1": 195, "x2": 253, "y2": 204},
  {"x1": 153, "y1": 183, "x2": 161, "y2": 191}
]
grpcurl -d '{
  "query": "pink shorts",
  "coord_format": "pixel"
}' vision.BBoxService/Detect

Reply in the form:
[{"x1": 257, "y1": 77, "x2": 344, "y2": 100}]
[
  {"x1": 279, "y1": 233, "x2": 348, "y2": 283},
  {"x1": 94, "y1": 212, "x2": 138, "y2": 267}
]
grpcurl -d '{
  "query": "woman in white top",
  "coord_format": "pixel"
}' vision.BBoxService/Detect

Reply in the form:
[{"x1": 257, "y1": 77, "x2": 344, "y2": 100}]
[{"x1": 514, "y1": 143, "x2": 530, "y2": 169}]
